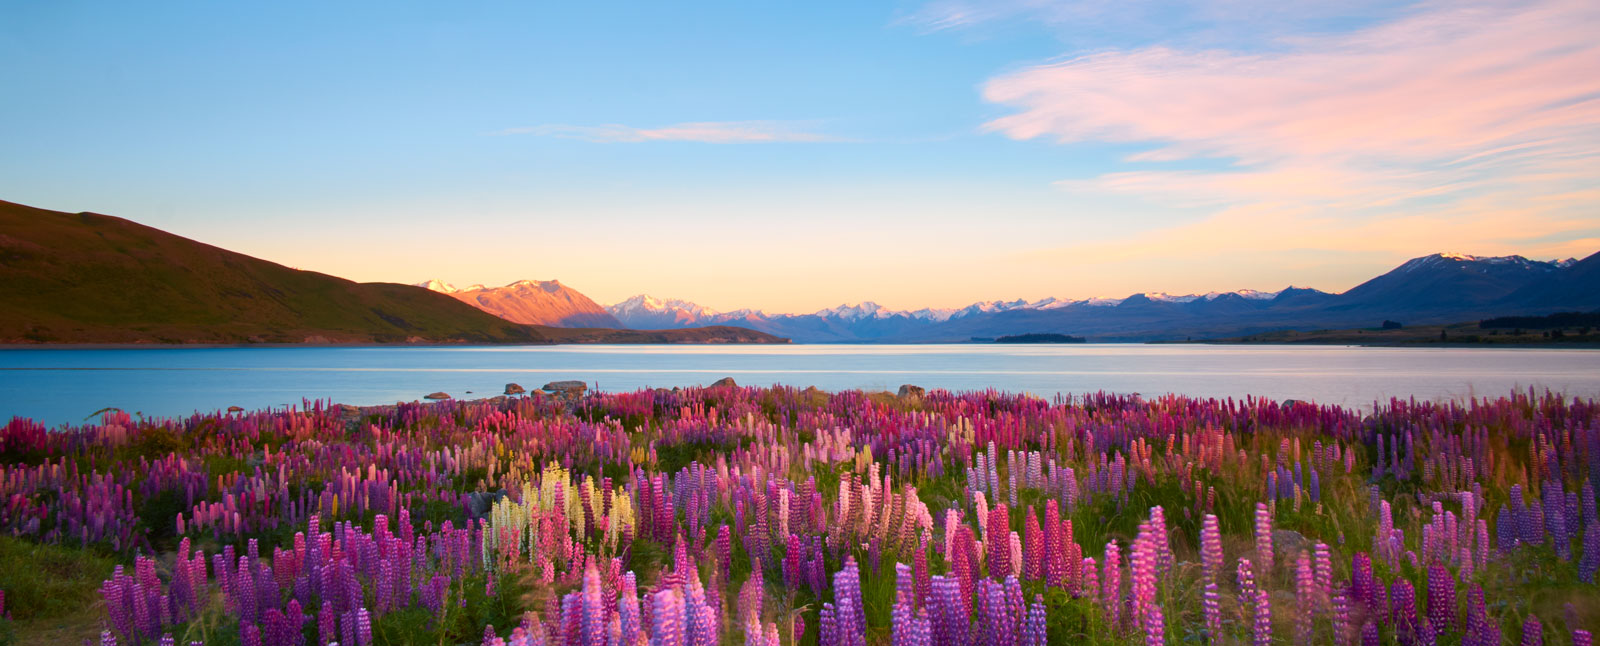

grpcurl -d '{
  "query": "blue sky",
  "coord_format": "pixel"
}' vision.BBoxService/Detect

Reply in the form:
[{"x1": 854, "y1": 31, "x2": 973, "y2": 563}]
[{"x1": 3, "y1": 1, "x2": 1596, "y2": 312}]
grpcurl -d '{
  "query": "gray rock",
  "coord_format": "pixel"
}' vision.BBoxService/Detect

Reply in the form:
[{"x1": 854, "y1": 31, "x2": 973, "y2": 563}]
[
  {"x1": 543, "y1": 380, "x2": 587, "y2": 395},
  {"x1": 424, "y1": 392, "x2": 451, "y2": 400},
  {"x1": 1273, "y1": 529, "x2": 1311, "y2": 561},
  {"x1": 897, "y1": 384, "x2": 925, "y2": 398},
  {"x1": 710, "y1": 377, "x2": 738, "y2": 388},
  {"x1": 467, "y1": 488, "x2": 510, "y2": 517},
  {"x1": 504, "y1": 383, "x2": 526, "y2": 396}
]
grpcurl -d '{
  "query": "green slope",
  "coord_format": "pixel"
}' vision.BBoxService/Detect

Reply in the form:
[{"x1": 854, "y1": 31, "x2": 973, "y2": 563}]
[{"x1": 0, "y1": 199, "x2": 784, "y2": 344}]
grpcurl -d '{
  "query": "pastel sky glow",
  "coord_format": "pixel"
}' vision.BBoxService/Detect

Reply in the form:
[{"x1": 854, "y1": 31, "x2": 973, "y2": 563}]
[{"x1": 2, "y1": 0, "x2": 1596, "y2": 313}]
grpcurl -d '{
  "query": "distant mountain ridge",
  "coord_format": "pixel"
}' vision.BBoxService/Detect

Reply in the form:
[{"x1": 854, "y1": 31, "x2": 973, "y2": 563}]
[
  {"x1": 0, "y1": 199, "x2": 786, "y2": 345},
  {"x1": 417, "y1": 279, "x2": 622, "y2": 328},
  {"x1": 601, "y1": 252, "x2": 1598, "y2": 342}
]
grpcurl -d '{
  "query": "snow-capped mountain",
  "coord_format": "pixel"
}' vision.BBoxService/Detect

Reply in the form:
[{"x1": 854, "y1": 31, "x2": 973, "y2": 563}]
[
  {"x1": 605, "y1": 295, "x2": 733, "y2": 329},
  {"x1": 418, "y1": 279, "x2": 621, "y2": 328},
  {"x1": 418, "y1": 279, "x2": 459, "y2": 294},
  {"x1": 438, "y1": 250, "x2": 1598, "y2": 342},
  {"x1": 603, "y1": 287, "x2": 1301, "y2": 342}
]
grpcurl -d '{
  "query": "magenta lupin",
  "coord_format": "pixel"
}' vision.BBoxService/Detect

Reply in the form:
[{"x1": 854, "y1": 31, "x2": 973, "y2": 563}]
[
  {"x1": 1255, "y1": 503, "x2": 1274, "y2": 576},
  {"x1": 1201, "y1": 513, "x2": 1223, "y2": 583}
]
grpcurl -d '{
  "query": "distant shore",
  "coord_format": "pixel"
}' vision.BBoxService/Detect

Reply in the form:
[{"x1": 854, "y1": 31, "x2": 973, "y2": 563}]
[{"x1": 1165, "y1": 320, "x2": 1600, "y2": 349}]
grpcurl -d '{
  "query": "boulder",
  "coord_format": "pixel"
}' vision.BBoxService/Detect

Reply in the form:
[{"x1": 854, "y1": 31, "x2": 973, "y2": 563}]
[
  {"x1": 542, "y1": 380, "x2": 587, "y2": 396},
  {"x1": 424, "y1": 392, "x2": 451, "y2": 400},
  {"x1": 467, "y1": 488, "x2": 510, "y2": 517},
  {"x1": 1272, "y1": 529, "x2": 1311, "y2": 562},
  {"x1": 897, "y1": 384, "x2": 925, "y2": 398},
  {"x1": 710, "y1": 377, "x2": 738, "y2": 388},
  {"x1": 504, "y1": 383, "x2": 526, "y2": 396}
]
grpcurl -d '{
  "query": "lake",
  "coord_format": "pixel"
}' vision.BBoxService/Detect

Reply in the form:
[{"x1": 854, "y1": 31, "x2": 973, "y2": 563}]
[{"x1": 2, "y1": 344, "x2": 1598, "y2": 426}]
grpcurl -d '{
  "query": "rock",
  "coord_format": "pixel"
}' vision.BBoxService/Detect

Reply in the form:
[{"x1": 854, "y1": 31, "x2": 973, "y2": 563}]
[
  {"x1": 226, "y1": 405, "x2": 244, "y2": 413},
  {"x1": 897, "y1": 384, "x2": 925, "y2": 398},
  {"x1": 710, "y1": 377, "x2": 738, "y2": 388},
  {"x1": 1272, "y1": 529, "x2": 1311, "y2": 561},
  {"x1": 542, "y1": 380, "x2": 587, "y2": 396},
  {"x1": 335, "y1": 404, "x2": 363, "y2": 425},
  {"x1": 504, "y1": 383, "x2": 526, "y2": 396},
  {"x1": 424, "y1": 392, "x2": 451, "y2": 400},
  {"x1": 467, "y1": 488, "x2": 510, "y2": 517},
  {"x1": 1282, "y1": 399, "x2": 1304, "y2": 408}
]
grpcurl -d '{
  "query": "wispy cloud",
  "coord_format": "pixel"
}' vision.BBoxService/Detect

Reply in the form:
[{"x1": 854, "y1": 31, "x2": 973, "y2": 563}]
[
  {"x1": 496, "y1": 120, "x2": 836, "y2": 144},
  {"x1": 982, "y1": 0, "x2": 1600, "y2": 264},
  {"x1": 900, "y1": 0, "x2": 1407, "y2": 45}
]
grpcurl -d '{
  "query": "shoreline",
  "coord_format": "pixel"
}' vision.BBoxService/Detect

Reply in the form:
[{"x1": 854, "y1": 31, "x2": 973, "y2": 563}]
[
  {"x1": 0, "y1": 339, "x2": 790, "y2": 350},
  {"x1": 5, "y1": 340, "x2": 1600, "y2": 350}
]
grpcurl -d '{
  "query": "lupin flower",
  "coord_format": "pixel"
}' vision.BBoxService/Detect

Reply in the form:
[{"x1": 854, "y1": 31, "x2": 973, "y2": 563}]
[
  {"x1": 1201, "y1": 513, "x2": 1223, "y2": 583},
  {"x1": 987, "y1": 506, "x2": 1011, "y2": 580},
  {"x1": 1203, "y1": 583, "x2": 1221, "y2": 643},
  {"x1": 1296, "y1": 551, "x2": 1314, "y2": 643},
  {"x1": 1426, "y1": 564, "x2": 1454, "y2": 635},
  {"x1": 1522, "y1": 615, "x2": 1543, "y2": 646},
  {"x1": 1103, "y1": 541, "x2": 1122, "y2": 628},
  {"x1": 1239, "y1": 558, "x2": 1270, "y2": 646},
  {"x1": 1023, "y1": 595, "x2": 1047, "y2": 646},
  {"x1": 1255, "y1": 503, "x2": 1274, "y2": 575},
  {"x1": 831, "y1": 557, "x2": 866, "y2": 646}
]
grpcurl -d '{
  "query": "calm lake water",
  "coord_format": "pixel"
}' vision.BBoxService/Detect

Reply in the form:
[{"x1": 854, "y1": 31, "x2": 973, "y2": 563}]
[{"x1": 2, "y1": 344, "x2": 1598, "y2": 426}]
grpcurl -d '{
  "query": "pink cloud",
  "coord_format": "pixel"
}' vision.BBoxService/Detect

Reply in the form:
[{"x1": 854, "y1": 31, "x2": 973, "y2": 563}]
[
  {"x1": 984, "y1": 0, "x2": 1600, "y2": 164},
  {"x1": 985, "y1": 0, "x2": 1600, "y2": 265}
]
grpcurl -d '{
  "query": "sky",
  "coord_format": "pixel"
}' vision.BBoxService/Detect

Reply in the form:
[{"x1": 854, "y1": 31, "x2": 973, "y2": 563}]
[{"x1": 2, "y1": 0, "x2": 1597, "y2": 314}]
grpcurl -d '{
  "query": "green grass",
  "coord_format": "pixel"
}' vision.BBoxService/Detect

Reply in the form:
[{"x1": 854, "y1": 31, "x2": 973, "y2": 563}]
[{"x1": 0, "y1": 536, "x2": 118, "y2": 622}]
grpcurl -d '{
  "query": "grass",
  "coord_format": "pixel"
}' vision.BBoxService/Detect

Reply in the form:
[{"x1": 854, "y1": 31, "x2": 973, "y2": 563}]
[{"x1": 0, "y1": 536, "x2": 119, "y2": 645}]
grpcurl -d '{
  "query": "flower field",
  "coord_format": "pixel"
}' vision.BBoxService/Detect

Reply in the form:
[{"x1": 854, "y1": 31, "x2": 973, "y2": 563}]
[{"x1": 1, "y1": 385, "x2": 1596, "y2": 645}]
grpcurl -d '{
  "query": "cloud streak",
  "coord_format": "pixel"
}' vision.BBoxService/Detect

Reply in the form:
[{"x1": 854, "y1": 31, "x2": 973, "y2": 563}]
[
  {"x1": 497, "y1": 121, "x2": 836, "y2": 144},
  {"x1": 982, "y1": 0, "x2": 1600, "y2": 264},
  {"x1": 901, "y1": 0, "x2": 1408, "y2": 45}
]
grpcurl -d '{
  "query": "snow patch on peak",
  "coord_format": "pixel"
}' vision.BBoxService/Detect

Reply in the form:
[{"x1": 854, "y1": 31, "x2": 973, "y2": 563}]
[
  {"x1": 1081, "y1": 297, "x2": 1125, "y2": 307},
  {"x1": 1145, "y1": 292, "x2": 1203, "y2": 303},
  {"x1": 816, "y1": 302, "x2": 890, "y2": 321},
  {"x1": 416, "y1": 279, "x2": 458, "y2": 293},
  {"x1": 506, "y1": 279, "x2": 562, "y2": 291},
  {"x1": 607, "y1": 295, "x2": 719, "y2": 317},
  {"x1": 908, "y1": 307, "x2": 958, "y2": 322},
  {"x1": 1233, "y1": 289, "x2": 1281, "y2": 300}
]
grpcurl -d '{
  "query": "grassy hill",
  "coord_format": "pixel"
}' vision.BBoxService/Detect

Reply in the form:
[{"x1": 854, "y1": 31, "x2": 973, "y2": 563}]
[{"x1": 0, "y1": 200, "x2": 787, "y2": 345}]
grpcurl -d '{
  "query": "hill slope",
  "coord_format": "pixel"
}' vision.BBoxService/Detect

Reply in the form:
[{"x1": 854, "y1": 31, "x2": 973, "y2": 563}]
[
  {"x1": 419, "y1": 279, "x2": 623, "y2": 328},
  {"x1": 0, "y1": 200, "x2": 785, "y2": 344}
]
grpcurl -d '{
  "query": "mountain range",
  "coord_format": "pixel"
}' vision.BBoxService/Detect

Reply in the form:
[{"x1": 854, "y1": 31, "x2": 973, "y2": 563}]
[
  {"x1": 417, "y1": 279, "x2": 622, "y2": 328},
  {"x1": 511, "y1": 251, "x2": 1597, "y2": 343},
  {"x1": 6, "y1": 196, "x2": 1593, "y2": 345},
  {"x1": 0, "y1": 199, "x2": 785, "y2": 345}
]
